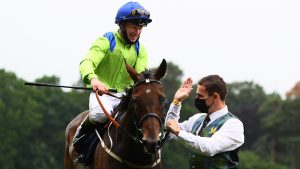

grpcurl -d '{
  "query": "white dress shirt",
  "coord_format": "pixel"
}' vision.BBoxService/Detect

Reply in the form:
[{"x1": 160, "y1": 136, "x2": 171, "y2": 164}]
[{"x1": 166, "y1": 103, "x2": 244, "y2": 157}]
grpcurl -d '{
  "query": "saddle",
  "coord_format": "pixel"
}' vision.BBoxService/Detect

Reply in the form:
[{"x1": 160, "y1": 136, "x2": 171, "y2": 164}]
[{"x1": 84, "y1": 112, "x2": 121, "y2": 166}]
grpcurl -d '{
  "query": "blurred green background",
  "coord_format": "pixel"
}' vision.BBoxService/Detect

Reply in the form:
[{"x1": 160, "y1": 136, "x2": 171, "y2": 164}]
[{"x1": 0, "y1": 62, "x2": 299, "y2": 169}]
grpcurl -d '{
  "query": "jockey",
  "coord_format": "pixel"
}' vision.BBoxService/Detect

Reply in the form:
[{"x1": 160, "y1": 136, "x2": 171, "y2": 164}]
[{"x1": 73, "y1": 1, "x2": 152, "y2": 166}]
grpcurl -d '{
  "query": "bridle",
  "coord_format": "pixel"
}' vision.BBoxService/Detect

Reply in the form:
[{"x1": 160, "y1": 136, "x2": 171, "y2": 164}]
[
  {"x1": 96, "y1": 78, "x2": 169, "y2": 150},
  {"x1": 95, "y1": 78, "x2": 170, "y2": 168},
  {"x1": 127, "y1": 78, "x2": 169, "y2": 146},
  {"x1": 131, "y1": 79, "x2": 164, "y2": 128}
]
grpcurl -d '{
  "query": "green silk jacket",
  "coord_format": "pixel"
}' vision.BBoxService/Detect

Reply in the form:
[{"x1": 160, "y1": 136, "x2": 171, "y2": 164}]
[{"x1": 79, "y1": 31, "x2": 148, "y2": 92}]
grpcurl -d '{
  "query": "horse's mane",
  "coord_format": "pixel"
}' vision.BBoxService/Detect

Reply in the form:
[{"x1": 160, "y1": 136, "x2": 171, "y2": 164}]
[{"x1": 114, "y1": 70, "x2": 153, "y2": 114}]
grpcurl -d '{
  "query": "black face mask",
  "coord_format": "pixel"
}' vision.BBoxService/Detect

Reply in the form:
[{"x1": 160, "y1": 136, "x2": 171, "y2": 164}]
[{"x1": 194, "y1": 98, "x2": 210, "y2": 113}]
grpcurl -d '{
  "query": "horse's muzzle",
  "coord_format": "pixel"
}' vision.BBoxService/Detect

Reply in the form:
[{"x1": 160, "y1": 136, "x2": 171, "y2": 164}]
[{"x1": 142, "y1": 138, "x2": 161, "y2": 154}]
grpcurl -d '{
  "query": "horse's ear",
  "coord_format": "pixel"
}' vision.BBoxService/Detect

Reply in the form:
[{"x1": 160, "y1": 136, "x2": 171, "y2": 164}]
[
  {"x1": 125, "y1": 60, "x2": 140, "y2": 82},
  {"x1": 154, "y1": 59, "x2": 167, "y2": 80}
]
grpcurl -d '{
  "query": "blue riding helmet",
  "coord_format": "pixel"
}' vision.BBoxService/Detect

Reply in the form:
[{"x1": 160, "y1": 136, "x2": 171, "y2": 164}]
[{"x1": 115, "y1": 2, "x2": 152, "y2": 26}]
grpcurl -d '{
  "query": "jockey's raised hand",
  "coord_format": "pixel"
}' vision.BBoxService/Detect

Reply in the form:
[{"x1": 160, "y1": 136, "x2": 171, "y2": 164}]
[{"x1": 90, "y1": 78, "x2": 108, "y2": 94}]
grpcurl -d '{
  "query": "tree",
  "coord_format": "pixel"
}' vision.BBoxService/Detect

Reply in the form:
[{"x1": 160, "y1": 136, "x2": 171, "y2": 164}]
[
  {"x1": 226, "y1": 81, "x2": 267, "y2": 149},
  {"x1": 239, "y1": 151, "x2": 288, "y2": 169},
  {"x1": 0, "y1": 70, "x2": 89, "y2": 169},
  {"x1": 281, "y1": 96, "x2": 300, "y2": 169},
  {"x1": 286, "y1": 81, "x2": 300, "y2": 98},
  {"x1": 0, "y1": 69, "x2": 43, "y2": 168},
  {"x1": 256, "y1": 93, "x2": 284, "y2": 163}
]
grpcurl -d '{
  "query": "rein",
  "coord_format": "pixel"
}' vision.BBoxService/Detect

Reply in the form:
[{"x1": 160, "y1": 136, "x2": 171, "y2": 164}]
[
  {"x1": 95, "y1": 90, "x2": 148, "y2": 143},
  {"x1": 95, "y1": 90, "x2": 121, "y2": 128}
]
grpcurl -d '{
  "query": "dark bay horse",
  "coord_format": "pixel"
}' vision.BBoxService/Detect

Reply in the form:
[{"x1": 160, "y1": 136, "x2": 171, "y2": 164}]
[{"x1": 64, "y1": 59, "x2": 168, "y2": 169}]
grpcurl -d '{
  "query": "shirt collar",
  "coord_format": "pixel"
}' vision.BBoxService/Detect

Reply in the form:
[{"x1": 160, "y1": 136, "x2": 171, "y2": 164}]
[{"x1": 208, "y1": 105, "x2": 228, "y2": 122}]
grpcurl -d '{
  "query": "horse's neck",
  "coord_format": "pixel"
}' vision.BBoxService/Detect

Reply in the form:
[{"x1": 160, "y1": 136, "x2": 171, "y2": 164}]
[{"x1": 116, "y1": 112, "x2": 139, "y2": 150}]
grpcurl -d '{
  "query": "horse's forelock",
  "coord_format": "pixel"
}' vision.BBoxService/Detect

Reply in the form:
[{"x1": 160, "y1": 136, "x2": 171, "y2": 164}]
[
  {"x1": 140, "y1": 70, "x2": 153, "y2": 79},
  {"x1": 114, "y1": 70, "x2": 155, "y2": 114}
]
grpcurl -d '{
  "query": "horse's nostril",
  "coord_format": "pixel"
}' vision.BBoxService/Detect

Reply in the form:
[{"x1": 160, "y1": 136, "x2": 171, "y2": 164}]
[
  {"x1": 157, "y1": 140, "x2": 161, "y2": 146},
  {"x1": 142, "y1": 139, "x2": 161, "y2": 154},
  {"x1": 142, "y1": 138, "x2": 147, "y2": 145}
]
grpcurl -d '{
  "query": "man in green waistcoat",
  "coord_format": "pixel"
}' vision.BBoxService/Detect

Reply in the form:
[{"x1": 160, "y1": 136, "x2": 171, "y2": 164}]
[
  {"x1": 72, "y1": 1, "x2": 152, "y2": 167},
  {"x1": 166, "y1": 75, "x2": 244, "y2": 169}
]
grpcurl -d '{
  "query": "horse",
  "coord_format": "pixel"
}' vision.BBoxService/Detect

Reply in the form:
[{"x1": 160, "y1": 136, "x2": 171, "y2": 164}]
[{"x1": 64, "y1": 59, "x2": 168, "y2": 169}]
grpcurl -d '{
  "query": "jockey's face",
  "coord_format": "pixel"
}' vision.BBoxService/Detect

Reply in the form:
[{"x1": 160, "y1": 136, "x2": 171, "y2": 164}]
[{"x1": 124, "y1": 22, "x2": 143, "y2": 43}]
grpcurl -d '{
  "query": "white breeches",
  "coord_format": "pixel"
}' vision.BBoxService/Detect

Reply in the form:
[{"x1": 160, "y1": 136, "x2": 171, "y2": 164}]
[{"x1": 88, "y1": 92, "x2": 124, "y2": 123}]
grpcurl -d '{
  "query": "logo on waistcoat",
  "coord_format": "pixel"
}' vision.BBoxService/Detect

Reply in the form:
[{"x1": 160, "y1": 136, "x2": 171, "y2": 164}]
[{"x1": 209, "y1": 127, "x2": 217, "y2": 134}]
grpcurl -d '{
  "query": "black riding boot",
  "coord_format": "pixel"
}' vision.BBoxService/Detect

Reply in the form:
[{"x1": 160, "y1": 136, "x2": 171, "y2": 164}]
[{"x1": 73, "y1": 116, "x2": 97, "y2": 164}]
